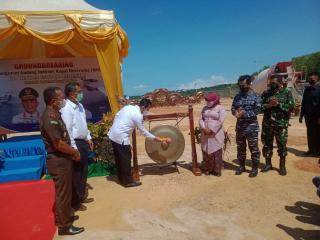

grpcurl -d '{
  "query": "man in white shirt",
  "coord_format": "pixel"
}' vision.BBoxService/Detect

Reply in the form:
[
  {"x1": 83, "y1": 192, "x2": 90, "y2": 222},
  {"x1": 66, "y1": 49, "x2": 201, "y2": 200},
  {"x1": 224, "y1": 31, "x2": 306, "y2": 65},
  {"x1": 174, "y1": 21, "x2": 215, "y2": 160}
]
[
  {"x1": 108, "y1": 98, "x2": 162, "y2": 187},
  {"x1": 60, "y1": 82, "x2": 94, "y2": 211}
]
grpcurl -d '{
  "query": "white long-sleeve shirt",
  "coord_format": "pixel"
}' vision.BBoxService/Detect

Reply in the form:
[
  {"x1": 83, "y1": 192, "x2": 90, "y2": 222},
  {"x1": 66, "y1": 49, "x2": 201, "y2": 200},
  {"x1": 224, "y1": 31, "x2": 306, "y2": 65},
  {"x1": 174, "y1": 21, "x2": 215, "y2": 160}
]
[
  {"x1": 108, "y1": 105, "x2": 155, "y2": 145},
  {"x1": 60, "y1": 99, "x2": 92, "y2": 149}
]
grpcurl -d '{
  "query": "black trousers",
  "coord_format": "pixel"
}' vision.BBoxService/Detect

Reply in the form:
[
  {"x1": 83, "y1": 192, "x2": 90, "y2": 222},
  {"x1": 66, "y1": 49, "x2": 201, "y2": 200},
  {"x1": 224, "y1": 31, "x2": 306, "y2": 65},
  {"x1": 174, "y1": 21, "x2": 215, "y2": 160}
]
[
  {"x1": 305, "y1": 116, "x2": 320, "y2": 154},
  {"x1": 72, "y1": 139, "x2": 89, "y2": 208},
  {"x1": 111, "y1": 140, "x2": 133, "y2": 185}
]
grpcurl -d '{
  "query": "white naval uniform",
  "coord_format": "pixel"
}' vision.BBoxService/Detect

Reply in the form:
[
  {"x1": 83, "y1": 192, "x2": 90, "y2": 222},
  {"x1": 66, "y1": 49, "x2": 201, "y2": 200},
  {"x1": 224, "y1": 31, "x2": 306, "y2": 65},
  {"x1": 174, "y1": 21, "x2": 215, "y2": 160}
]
[{"x1": 11, "y1": 111, "x2": 40, "y2": 124}]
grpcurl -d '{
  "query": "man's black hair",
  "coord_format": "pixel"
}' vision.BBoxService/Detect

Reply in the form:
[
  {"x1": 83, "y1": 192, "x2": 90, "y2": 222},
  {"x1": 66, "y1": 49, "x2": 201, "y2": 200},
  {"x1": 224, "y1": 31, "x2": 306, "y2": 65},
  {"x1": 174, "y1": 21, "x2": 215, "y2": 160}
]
[
  {"x1": 139, "y1": 98, "x2": 152, "y2": 108},
  {"x1": 43, "y1": 87, "x2": 61, "y2": 105},
  {"x1": 65, "y1": 82, "x2": 80, "y2": 97},
  {"x1": 238, "y1": 75, "x2": 252, "y2": 85},
  {"x1": 309, "y1": 72, "x2": 319, "y2": 77}
]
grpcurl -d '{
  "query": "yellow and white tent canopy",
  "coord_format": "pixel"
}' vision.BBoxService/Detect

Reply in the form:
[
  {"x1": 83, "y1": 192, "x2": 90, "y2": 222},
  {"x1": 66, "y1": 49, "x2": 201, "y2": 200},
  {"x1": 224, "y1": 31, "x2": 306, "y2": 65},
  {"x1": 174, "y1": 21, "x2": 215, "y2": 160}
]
[{"x1": 0, "y1": 0, "x2": 129, "y2": 113}]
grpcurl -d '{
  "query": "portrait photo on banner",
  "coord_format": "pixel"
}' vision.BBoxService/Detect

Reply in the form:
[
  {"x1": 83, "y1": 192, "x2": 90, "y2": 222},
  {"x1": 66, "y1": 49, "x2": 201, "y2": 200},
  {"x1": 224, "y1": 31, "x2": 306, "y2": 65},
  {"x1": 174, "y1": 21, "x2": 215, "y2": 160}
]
[{"x1": 0, "y1": 57, "x2": 110, "y2": 133}]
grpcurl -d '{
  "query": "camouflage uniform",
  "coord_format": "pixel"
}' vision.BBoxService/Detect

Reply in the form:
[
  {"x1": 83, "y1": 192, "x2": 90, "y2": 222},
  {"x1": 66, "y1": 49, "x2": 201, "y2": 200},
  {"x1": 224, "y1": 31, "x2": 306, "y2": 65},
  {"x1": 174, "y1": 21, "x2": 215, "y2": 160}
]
[
  {"x1": 261, "y1": 87, "x2": 294, "y2": 159},
  {"x1": 260, "y1": 86, "x2": 294, "y2": 176},
  {"x1": 231, "y1": 90, "x2": 261, "y2": 174}
]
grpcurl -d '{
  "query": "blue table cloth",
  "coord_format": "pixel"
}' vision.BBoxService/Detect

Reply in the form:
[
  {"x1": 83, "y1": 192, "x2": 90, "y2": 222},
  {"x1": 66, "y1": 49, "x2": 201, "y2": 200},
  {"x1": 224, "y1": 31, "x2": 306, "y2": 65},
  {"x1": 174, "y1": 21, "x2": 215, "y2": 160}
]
[
  {"x1": 0, "y1": 135, "x2": 47, "y2": 178},
  {"x1": 0, "y1": 135, "x2": 46, "y2": 159}
]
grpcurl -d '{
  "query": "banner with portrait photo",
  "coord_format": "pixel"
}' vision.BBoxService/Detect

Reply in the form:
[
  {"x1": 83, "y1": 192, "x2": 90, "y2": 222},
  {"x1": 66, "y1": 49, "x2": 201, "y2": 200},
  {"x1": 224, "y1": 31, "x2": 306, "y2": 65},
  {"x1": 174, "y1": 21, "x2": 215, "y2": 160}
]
[{"x1": 0, "y1": 57, "x2": 110, "y2": 133}]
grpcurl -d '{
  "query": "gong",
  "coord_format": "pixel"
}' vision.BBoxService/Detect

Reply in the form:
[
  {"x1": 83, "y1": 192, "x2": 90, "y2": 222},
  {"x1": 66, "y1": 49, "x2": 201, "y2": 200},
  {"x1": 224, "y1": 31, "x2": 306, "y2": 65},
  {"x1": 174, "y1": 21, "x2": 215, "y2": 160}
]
[{"x1": 145, "y1": 125, "x2": 185, "y2": 164}]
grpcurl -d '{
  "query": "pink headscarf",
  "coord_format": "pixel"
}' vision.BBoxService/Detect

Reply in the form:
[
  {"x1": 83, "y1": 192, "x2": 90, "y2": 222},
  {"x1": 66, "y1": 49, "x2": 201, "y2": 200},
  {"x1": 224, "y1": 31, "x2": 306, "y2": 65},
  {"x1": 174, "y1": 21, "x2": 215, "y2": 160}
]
[{"x1": 205, "y1": 92, "x2": 220, "y2": 106}]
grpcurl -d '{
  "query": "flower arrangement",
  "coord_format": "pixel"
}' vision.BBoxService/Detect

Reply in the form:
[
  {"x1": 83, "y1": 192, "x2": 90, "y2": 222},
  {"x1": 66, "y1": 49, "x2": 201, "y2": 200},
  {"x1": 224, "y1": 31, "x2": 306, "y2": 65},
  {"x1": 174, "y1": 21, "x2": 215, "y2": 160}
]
[{"x1": 87, "y1": 113, "x2": 115, "y2": 164}]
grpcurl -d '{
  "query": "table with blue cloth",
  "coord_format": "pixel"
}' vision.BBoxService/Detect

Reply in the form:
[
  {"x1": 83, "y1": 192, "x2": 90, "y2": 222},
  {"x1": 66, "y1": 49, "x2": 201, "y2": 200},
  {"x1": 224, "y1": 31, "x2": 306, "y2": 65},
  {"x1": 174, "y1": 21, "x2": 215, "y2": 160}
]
[
  {"x1": 0, "y1": 135, "x2": 116, "y2": 182},
  {"x1": 0, "y1": 135, "x2": 47, "y2": 183}
]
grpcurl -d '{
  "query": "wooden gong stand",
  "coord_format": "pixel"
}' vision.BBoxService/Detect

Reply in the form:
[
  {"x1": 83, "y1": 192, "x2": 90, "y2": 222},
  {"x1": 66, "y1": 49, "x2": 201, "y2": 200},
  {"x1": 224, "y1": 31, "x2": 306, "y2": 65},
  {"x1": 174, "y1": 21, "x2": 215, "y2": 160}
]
[{"x1": 131, "y1": 105, "x2": 202, "y2": 181}]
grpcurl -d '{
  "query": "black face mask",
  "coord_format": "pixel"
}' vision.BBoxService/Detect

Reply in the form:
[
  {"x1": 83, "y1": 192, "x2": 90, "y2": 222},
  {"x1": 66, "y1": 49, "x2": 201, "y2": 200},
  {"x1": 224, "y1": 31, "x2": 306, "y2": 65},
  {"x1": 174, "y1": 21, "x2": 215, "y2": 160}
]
[
  {"x1": 309, "y1": 80, "x2": 316, "y2": 84},
  {"x1": 270, "y1": 83, "x2": 278, "y2": 90},
  {"x1": 240, "y1": 86, "x2": 250, "y2": 92}
]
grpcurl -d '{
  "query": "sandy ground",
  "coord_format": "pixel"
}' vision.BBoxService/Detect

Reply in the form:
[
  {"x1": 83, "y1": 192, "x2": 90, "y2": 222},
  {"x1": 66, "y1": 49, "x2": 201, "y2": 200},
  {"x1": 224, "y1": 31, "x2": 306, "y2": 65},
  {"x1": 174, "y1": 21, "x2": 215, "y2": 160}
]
[{"x1": 55, "y1": 99, "x2": 320, "y2": 240}]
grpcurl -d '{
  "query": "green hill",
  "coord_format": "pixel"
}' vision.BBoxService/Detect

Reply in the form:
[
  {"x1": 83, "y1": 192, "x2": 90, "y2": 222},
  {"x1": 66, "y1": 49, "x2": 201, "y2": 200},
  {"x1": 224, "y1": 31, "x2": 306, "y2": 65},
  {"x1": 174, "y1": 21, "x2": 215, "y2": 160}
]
[
  {"x1": 178, "y1": 83, "x2": 237, "y2": 97},
  {"x1": 293, "y1": 51, "x2": 320, "y2": 75},
  {"x1": 129, "y1": 83, "x2": 238, "y2": 99}
]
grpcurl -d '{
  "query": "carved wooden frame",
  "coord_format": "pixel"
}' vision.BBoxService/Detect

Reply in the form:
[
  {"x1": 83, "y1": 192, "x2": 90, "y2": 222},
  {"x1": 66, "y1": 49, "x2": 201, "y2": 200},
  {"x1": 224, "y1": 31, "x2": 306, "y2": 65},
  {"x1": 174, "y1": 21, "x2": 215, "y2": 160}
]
[{"x1": 133, "y1": 88, "x2": 204, "y2": 107}]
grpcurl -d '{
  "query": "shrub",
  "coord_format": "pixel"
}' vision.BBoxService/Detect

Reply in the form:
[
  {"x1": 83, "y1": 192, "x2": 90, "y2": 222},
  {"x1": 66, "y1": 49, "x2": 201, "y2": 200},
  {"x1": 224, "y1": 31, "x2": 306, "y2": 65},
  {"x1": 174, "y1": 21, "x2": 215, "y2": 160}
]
[{"x1": 88, "y1": 113, "x2": 115, "y2": 163}]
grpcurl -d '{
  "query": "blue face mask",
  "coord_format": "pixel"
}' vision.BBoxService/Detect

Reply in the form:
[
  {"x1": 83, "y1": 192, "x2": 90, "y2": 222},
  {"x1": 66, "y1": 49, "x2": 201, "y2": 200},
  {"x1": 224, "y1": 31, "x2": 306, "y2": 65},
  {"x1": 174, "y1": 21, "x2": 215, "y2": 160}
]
[{"x1": 76, "y1": 92, "x2": 84, "y2": 102}]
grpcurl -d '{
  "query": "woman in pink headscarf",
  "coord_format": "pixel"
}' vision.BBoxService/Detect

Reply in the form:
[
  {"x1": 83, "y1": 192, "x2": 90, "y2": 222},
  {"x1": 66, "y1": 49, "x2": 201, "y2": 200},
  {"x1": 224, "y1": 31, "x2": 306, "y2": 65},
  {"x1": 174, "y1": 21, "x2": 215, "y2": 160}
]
[{"x1": 199, "y1": 92, "x2": 226, "y2": 176}]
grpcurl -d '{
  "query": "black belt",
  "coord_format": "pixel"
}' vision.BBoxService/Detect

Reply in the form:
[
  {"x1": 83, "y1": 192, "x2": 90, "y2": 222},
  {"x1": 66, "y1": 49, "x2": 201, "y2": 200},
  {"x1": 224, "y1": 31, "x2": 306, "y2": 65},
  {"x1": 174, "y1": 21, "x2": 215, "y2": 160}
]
[{"x1": 75, "y1": 138, "x2": 86, "y2": 141}]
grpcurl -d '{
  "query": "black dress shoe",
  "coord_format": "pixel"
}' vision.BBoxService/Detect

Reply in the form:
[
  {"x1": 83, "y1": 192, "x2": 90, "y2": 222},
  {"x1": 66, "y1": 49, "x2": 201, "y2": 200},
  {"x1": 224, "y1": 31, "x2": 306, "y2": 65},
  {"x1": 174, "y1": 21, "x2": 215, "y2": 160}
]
[
  {"x1": 71, "y1": 215, "x2": 79, "y2": 221},
  {"x1": 74, "y1": 204, "x2": 87, "y2": 211},
  {"x1": 87, "y1": 183, "x2": 94, "y2": 190},
  {"x1": 58, "y1": 225, "x2": 85, "y2": 235},
  {"x1": 82, "y1": 197, "x2": 94, "y2": 204},
  {"x1": 124, "y1": 181, "x2": 142, "y2": 188}
]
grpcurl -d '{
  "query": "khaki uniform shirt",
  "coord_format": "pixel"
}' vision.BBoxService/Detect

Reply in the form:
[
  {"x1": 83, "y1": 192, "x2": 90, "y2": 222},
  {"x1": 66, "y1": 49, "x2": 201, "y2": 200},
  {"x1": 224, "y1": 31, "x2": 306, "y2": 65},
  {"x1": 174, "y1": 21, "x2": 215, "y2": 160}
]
[{"x1": 40, "y1": 107, "x2": 71, "y2": 154}]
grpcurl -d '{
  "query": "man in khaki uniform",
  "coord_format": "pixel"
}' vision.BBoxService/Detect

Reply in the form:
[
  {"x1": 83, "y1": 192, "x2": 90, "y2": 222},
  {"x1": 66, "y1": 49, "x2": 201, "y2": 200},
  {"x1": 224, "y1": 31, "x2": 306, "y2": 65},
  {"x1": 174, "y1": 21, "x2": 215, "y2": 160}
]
[{"x1": 40, "y1": 86, "x2": 84, "y2": 236}]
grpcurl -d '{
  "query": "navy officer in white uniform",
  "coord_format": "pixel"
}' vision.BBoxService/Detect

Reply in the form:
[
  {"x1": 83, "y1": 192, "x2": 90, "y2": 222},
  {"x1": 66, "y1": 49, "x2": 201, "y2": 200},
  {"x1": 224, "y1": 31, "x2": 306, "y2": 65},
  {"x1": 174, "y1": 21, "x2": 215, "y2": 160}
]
[{"x1": 12, "y1": 87, "x2": 40, "y2": 124}]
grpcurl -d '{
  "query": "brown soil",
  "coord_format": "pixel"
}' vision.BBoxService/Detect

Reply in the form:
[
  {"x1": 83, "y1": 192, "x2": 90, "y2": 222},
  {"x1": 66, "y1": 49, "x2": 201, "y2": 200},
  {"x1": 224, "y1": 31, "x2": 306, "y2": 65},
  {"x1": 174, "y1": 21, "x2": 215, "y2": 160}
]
[
  {"x1": 295, "y1": 158, "x2": 320, "y2": 174},
  {"x1": 55, "y1": 99, "x2": 320, "y2": 240}
]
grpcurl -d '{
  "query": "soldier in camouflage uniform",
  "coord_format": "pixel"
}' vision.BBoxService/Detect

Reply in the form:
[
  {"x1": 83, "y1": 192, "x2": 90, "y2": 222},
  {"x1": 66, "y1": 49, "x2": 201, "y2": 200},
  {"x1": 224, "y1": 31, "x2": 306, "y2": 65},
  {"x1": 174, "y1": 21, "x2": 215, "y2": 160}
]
[
  {"x1": 261, "y1": 75, "x2": 294, "y2": 176},
  {"x1": 231, "y1": 75, "x2": 261, "y2": 178}
]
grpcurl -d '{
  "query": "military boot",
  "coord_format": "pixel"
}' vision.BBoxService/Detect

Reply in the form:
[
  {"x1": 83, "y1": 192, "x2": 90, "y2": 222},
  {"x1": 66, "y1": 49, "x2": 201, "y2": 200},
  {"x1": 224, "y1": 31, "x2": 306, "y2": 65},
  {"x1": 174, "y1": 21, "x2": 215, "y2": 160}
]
[
  {"x1": 249, "y1": 161, "x2": 259, "y2": 178},
  {"x1": 261, "y1": 158, "x2": 272, "y2": 172},
  {"x1": 279, "y1": 157, "x2": 287, "y2": 176},
  {"x1": 235, "y1": 160, "x2": 246, "y2": 175}
]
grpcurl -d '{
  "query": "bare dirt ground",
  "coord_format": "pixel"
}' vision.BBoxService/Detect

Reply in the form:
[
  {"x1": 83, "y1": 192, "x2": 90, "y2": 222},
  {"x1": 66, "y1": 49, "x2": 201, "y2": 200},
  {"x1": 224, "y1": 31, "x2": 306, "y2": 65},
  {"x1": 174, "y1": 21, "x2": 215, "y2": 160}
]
[{"x1": 56, "y1": 99, "x2": 320, "y2": 240}]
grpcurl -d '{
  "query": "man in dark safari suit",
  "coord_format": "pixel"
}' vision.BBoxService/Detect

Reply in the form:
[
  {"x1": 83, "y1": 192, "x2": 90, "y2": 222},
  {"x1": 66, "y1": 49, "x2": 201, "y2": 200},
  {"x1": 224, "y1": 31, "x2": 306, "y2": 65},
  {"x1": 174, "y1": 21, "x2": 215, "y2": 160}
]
[
  {"x1": 299, "y1": 73, "x2": 320, "y2": 156},
  {"x1": 40, "y1": 86, "x2": 84, "y2": 236}
]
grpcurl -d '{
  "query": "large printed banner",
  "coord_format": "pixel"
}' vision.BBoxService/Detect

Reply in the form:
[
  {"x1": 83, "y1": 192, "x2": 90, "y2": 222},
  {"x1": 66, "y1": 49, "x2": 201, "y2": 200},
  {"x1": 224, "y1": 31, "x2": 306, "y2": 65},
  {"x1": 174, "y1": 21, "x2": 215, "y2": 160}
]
[{"x1": 0, "y1": 57, "x2": 110, "y2": 133}]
